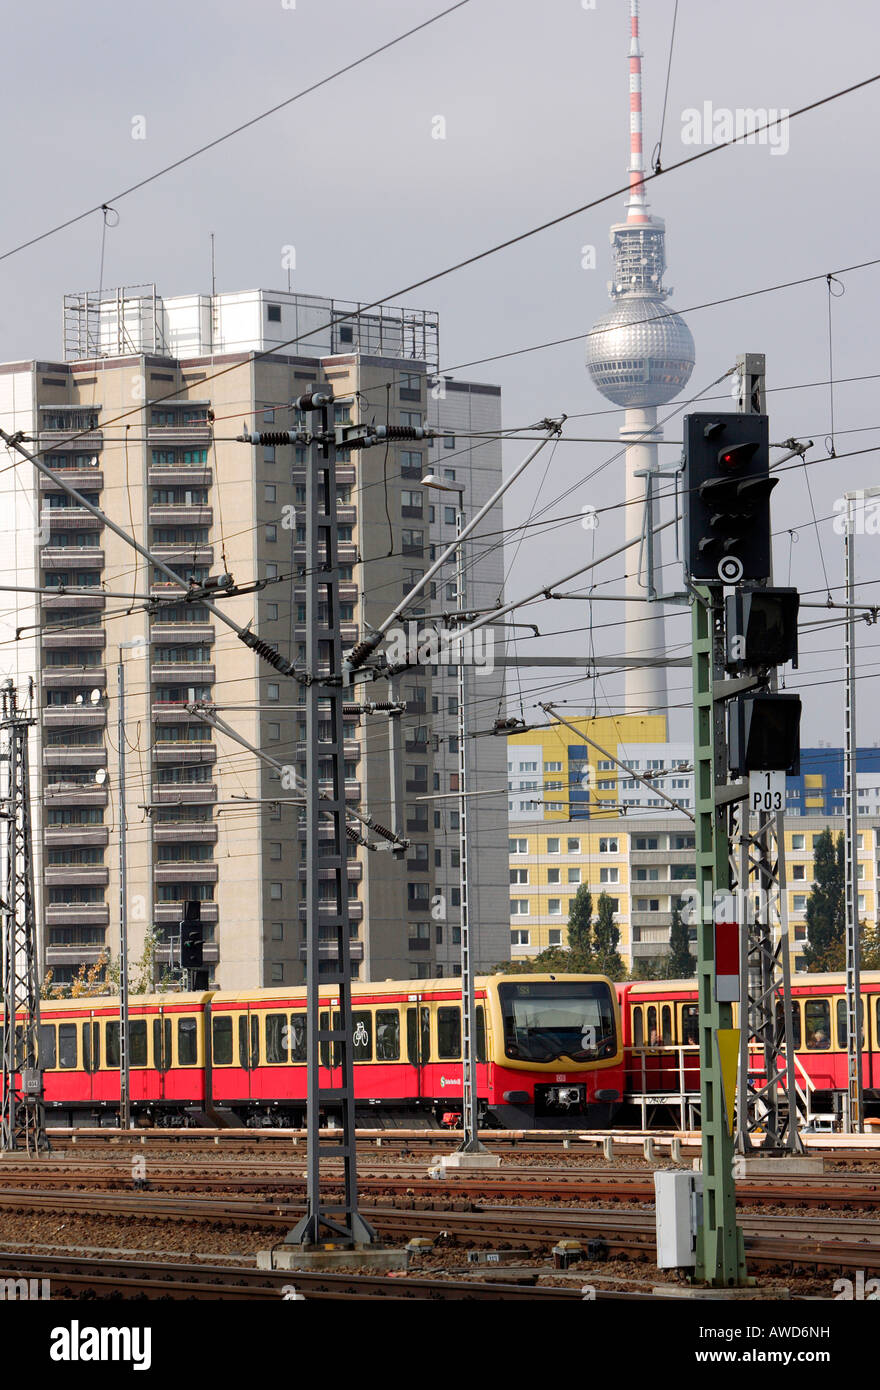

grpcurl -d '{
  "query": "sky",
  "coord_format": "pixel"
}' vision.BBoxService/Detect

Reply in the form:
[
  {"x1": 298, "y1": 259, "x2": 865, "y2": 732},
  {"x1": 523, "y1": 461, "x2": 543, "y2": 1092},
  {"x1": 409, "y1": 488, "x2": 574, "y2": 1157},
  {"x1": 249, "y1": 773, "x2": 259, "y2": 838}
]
[{"x1": 2, "y1": 0, "x2": 879, "y2": 746}]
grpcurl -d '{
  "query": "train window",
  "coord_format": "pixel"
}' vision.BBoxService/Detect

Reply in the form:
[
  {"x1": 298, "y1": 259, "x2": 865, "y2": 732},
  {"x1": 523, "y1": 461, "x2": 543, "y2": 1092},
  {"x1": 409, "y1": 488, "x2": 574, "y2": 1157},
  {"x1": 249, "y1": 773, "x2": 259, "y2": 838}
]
[
  {"x1": 407, "y1": 1006, "x2": 430, "y2": 1064},
  {"x1": 681, "y1": 1006, "x2": 699, "y2": 1046},
  {"x1": 376, "y1": 1009, "x2": 400, "y2": 1061},
  {"x1": 835, "y1": 998, "x2": 864, "y2": 1050},
  {"x1": 352, "y1": 1011, "x2": 372, "y2": 1062},
  {"x1": 319, "y1": 1011, "x2": 339, "y2": 1068},
  {"x1": 646, "y1": 1005, "x2": 658, "y2": 1047},
  {"x1": 289, "y1": 1013, "x2": 307, "y2": 1063},
  {"x1": 633, "y1": 1008, "x2": 643, "y2": 1047},
  {"x1": 212, "y1": 1015, "x2": 232, "y2": 1066},
  {"x1": 39, "y1": 1024, "x2": 56, "y2": 1069},
  {"x1": 154, "y1": 1017, "x2": 172, "y2": 1072},
  {"x1": 476, "y1": 1006, "x2": 487, "y2": 1063},
  {"x1": 82, "y1": 1021, "x2": 100, "y2": 1073},
  {"x1": 106, "y1": 1021, "x2": 120, "y2": 1067},
  {"x1": 178, "y1": 1017, "x2": 198, "y2": 1066},
  {"x1": 661, "y1": 1005, "x2": 673, "y2": 1044},
  {"x1": 775, "y1": 1000, "x2": 801, "y2": 1049},
  {"x1": 130, "y1": 1020, "x2": 147, "y2": 1067},
  {"x1": 437, "y1": 1006, "x2": 461, "y2": 1059},
  {"x1": 266, "y1": 1013, "x2": 288, "y2": 1065},
  {"x1": 238, "y1": 1014, "x2": 259, "y2": 1070},
  {"x1": 803, "y1": 999, "x2": 831, "y2": 1050},
  {"x1": 58, "y1": 1023, "x2": 77, "y2": 1069}
]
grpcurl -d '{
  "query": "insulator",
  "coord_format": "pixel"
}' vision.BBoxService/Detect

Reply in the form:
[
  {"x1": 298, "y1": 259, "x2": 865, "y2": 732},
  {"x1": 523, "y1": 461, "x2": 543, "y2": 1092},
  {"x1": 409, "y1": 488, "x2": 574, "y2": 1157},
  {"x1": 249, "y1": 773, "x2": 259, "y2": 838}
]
[
  {"x1": 370, "y1": 821, "x2": 398, "y2": 843},
  {"x1": 345, "y1": 634, "x2": 379, "y2": 670},
  {"x1": 374, "y1": 425, "x2": 431, "y2": 442},
  {"x1": 251, "y1": 431, "x2": 301, "y2": 447},
  {"x1": 241, "y1": 633, "x2": 294, "y2": 674},
  {"x1": 295, "y1": 391, "x2": 333, "y2": 411}
]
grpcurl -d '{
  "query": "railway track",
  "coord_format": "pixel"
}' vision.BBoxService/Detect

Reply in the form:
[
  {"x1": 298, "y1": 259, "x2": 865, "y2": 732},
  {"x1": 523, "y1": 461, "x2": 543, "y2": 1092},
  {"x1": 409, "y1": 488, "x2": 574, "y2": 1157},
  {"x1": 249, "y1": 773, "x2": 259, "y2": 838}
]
[
  {"x1": 0, "y1": 1187, "x2": 876, "y2": 1273},
  {"x1": 1, "y1": 1163, "x2": 879, "y2": 1210},
  {"x1": 0, "y1": 1249, "x2": 601, "y2": 1300}
]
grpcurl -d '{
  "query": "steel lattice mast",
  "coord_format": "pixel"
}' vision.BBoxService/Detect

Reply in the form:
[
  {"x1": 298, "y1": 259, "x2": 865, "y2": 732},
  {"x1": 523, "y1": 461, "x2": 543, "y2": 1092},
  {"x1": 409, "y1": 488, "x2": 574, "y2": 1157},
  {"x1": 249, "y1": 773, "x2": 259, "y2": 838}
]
[{"x1": 1, "y1": 679, "x2": 47, "y2": 1152}]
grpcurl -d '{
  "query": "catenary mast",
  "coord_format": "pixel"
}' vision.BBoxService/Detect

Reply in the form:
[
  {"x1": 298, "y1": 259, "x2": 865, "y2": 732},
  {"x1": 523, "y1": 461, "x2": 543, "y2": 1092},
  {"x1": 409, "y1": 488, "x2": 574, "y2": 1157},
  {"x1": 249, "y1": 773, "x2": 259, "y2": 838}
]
[{"x1": 586, "y1": 0, "x2": 695, "y2": 714}]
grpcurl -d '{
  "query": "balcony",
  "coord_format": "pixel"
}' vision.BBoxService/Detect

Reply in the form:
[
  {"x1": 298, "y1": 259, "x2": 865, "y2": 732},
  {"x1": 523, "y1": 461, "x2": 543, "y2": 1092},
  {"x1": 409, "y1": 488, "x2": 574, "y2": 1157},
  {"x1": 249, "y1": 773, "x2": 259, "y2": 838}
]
[
  {"x1": 42, "y1": 549, "x2": 105, "y2": 571},
  {"x1": 40, "y1": 470, "x2": 103, "y2": 493},
  {"x1": 42, "y1": 705, "x2": 106, "y2": 729},
  {"x1": 154, "y1": 863, "x2": 218, "y2": 885},
  {"x1": 44, "y1": 867, "x2": 109, "y2": 887},
  {"x1": 148, "y1": 505, "x2": 213, "y2": 528},
  {"x1": 152, "y1": 743, "x2": 216, "y2": 766},
  {"x1": 42, "y1": 627, "x2": 105, "y2": 649},
  {"x1": 147, "y1": 466, "x2": 212, "y2": 489},
  {"x1": 45, "y1": 509, "x2": 103, "y2": 532},
  {"x1": 298, "y1": 940, "x2": 364, "y2": 962},
  {"x1": 151, "y1": 545, "x2": 213, "y2": 567},
  {"x1": 42, "y1": 667, "x2": 106, "y2": 690},
  {"x1": 42, "y1": 592, "x2": 106, "y2": 612},
  {"x1": 43, "y1": 784, "x2": 108, "y2": 809},
  {"x1": 46, "y1": 945, "x2": 106, "y2": 967},
  {"x1": 630, "y1": 849, "x2": 695, "y2": 867},
  {"x1": 44, "y1": 827, "x2": 109, "y2": 848},
  {"x1": 43, "y1": 747, "x2": 107, "y2": 770},
  {"x1": 630, "y1": 911, "x2": 674, "y2": 929},
  {"x1": 153, "y1": 901, "x2": 218, "y2": 925},
  {"x1": 297, "y1": 902, "x2": 364, "y2": 925},
  {"x1": 38, "y1": 430, "x2": 103, "y2": 453},
  {"x1": 149, "y1": 623, "x2": 215, "y2": 645},
  {"x1": 298, "y1": 862, "x2": 363, "y2": 883},
  {"x1": 151, "y1": 663, "x2": 215, "y2": 685},
  {"x1": 152, "y1": 823, "x2": 218, "y2": 846},
  {"x1": 151, "y1": 784, "x2": 217, "y2": 806},
  {"x1": 45, "y1": 903, "x2": 110, "y2": 927},
  {"x1": 147, "y1": 424, "x2": 213, "y2": 447}
]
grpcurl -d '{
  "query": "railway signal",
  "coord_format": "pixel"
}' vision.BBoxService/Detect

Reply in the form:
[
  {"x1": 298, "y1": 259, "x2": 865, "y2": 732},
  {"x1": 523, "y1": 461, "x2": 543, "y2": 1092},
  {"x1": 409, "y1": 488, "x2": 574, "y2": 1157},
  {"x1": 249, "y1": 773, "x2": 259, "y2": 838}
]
[
  {"x1": 724, "y1": 586, "x2": 799, "y2": 671},
  {"x1": 683, "y1": 412, "x2": 774, "y2": 584},
  {"x1": 728, "y1": 692, "x2": 802, "y2": 777}
]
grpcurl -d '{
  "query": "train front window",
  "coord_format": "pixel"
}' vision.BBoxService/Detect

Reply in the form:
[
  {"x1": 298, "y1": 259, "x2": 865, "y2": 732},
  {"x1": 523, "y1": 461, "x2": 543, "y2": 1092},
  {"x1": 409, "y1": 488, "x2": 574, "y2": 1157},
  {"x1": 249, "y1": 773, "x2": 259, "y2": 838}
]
[{"x1": 498, "y1": 981, "x2": 616, "y2": 1063}]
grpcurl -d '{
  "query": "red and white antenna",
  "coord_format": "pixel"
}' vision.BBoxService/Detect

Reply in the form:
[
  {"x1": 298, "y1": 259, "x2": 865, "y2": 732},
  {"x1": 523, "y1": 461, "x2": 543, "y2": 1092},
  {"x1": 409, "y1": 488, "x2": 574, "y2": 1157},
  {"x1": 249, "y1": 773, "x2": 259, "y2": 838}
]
[{"x1": 626, "y1": 0, "x2": 649, "y2": 224}]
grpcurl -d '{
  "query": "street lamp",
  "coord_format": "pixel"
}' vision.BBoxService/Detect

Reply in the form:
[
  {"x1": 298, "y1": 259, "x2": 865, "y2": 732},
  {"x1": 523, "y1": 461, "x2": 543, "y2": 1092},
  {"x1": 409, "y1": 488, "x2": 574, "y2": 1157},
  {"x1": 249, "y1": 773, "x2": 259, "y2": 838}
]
[{"x1": 423, "y1": 474, "x2": 487, "y2": 1156}]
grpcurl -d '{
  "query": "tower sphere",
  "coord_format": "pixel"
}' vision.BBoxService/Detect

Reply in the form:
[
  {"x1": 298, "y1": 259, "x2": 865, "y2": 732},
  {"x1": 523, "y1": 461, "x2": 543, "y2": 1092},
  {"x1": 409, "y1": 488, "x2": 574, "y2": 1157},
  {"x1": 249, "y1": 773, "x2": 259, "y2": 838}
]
[{"x1": 586, "y1": 295, "x2": 695, "y2": 408}]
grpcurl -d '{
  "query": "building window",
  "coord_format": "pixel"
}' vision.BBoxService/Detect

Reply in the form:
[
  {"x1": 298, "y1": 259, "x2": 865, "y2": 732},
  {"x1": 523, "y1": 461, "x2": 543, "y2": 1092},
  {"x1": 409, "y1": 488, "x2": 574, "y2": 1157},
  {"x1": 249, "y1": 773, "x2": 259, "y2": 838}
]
[
  {"x1": 546, "y1": 837, "x2": 560, "y2": 854},
  {"x1": 792, "y1": 834, "x2": 805, "y2": 850},
  {"x1": 510, "y1": 929, "x2": 530, "y2": 946},
  {"x1": 599, "y1": 837, "x2": 619, "y2": 853},
  {"x1": 548, "y1": 929, "x2": 562, "y2": 946},
  {"x1": 600, "y1": 867, "x2": 619, "y2": 883},
  {"x1": 271, "y1": 963, "x2": 284, "y2": 981},
  {"x1": 267, "y1": 304, "x2": 282, "y2": 322},
  {"x1": 548, "y1": 899, "x2": 561, "y2": 915},
  {"x1": 266, "y1": 603, "x2": 279, "y2": 620},
  {"x1": 509, "y1": 838, "x2": 528, "y2": 854},
  {"x1": 264, "y1": 485, "x2": 276, "y2": 503},
  {"x1": 567, "y1": 868, "x2": 581, "y2": 884},
  {"x1": 267, "y1": 683, "x2": 280, "y2": 702},
  {"x1": 270, "y1": 883, "x2": 283, "y2": 900},
  {"x1": 566, "y1": 838, "x2": 580, "y2": 853},
  {"x1": 510, "y1": 900, "x2": 530, "y2": 916},
  {"x1": 271, "y1": 922, "x2": 283, "y2": 941},
  {"x1": 510, "y1": 869, "x2": 529, "y2": 885}
]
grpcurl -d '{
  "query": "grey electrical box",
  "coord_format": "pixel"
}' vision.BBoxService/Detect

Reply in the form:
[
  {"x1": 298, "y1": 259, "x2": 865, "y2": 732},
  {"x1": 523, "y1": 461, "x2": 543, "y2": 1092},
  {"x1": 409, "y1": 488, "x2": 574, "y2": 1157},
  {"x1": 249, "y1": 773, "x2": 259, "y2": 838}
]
[
  {"x1": 654, "y1": 1169, "x2": 703, "y2": 1269},
  {"x1": 21, "y1": 1069, "x2": 42, "y2": 1096}
]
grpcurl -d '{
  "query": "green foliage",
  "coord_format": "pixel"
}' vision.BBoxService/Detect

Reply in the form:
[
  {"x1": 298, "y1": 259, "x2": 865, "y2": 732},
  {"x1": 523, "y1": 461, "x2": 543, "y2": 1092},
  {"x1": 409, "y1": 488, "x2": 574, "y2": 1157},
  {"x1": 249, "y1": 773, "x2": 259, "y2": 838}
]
[
  {"x1": 668, "y1": 906, "x2": 695, "y2": 978},
  {"x1": 803, "y1": 829, "x2": 845, "y2": 971},
  {"x1": 592, "y1": 891, "x2": 626, "y2": 981},
  {"x1": 566, "y1": 885, "x2": 594, "y2": 964}
]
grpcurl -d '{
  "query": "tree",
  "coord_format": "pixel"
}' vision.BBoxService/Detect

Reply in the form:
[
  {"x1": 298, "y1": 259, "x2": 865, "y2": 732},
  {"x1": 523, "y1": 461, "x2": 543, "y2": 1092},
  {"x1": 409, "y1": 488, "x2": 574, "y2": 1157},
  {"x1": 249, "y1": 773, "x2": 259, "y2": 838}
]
[
  {"x1": 566, "y1": 885, "x2": 594, "y2": 968},
  {"x1": 629, "y1": 957, "x2": 667, "y2": 980},
  {"x1": 803, "y1": 829, "x2": 845, "y2": 971},
  {"x1": 862, "y1": 920, "x2": 880, "y2": 971},
  {"x1": 668, "y1": 906, "x2": 695, "y2": 978},
  {"x1": 492, "y1": 946, "x2": 582, "y2": 975},
  {"x1": 592, "y1": 891, "x2": 626, "y2": 980}
]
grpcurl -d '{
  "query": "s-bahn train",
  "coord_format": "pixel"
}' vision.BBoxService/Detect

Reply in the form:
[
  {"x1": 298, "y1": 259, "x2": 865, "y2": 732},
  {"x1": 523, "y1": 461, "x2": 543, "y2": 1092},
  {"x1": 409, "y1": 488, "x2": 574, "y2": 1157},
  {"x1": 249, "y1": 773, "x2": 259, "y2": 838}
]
[
  {"x1": 616, "y1": 972, "x2": 880, "y2": 1122},
  {"x1": 8, "y1": 974, "x2": 624, "y2": 1130}
]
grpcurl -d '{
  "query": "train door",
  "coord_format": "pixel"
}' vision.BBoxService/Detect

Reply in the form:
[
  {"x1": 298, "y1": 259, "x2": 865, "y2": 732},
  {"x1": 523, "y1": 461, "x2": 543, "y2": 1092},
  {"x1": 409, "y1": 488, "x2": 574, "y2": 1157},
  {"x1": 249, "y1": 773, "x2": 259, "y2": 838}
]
[
  {"x1": 237, "y1": 1006, "x2": 259, "y2": 1103},
  {"x1": 679, "y1": 1003, "x2": 700, "y2": 1091},
  {"x1": 406, "y1": 1005, "x2": 431, "y2": 1101},
  {"x1": 128, "y1": 1016, "x2": 148, "y2": 1105},
  {"x1": 81, "y1": 1013, "x2": 100, "y2": 1105},
  {"x1": 319, "y1": 1006, "x2": 341, "y2": 1094},
  {"x1": 151, "y1": 1008, "x2": 172, "y2": 1104}
]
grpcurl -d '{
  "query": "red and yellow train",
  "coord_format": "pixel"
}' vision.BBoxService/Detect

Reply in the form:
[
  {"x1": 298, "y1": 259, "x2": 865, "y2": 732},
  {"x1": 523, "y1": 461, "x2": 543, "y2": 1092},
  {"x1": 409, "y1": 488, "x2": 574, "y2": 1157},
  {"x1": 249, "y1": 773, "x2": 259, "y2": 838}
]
[
  {"x1": 616, "y1": 972, "x2": 880, "y2": 1120},
  {"x1": 15, "y1": 974, "x2": 624, "y2": 1130}
]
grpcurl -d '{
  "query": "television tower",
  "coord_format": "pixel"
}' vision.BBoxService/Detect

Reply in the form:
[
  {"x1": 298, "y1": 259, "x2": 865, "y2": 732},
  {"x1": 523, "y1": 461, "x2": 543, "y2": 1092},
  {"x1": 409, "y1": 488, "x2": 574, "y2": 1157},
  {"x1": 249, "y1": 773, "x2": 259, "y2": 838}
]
[{"x1": 586, "y1": 0, "x2": 695, "y2": 715}]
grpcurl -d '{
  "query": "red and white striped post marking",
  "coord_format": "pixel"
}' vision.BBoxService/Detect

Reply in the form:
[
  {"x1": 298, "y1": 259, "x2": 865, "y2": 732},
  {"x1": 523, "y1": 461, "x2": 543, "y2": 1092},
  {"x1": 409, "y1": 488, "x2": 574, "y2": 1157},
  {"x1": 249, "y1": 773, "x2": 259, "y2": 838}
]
[{"x1": 714, "y1": 895, "x2": 740, "y2": 1003}]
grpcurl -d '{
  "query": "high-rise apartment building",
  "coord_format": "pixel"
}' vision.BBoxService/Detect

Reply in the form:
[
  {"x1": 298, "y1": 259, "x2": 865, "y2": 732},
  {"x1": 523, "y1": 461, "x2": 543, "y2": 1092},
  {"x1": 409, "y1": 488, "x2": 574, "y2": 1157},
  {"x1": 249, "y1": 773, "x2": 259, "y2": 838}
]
[{"x1": 0, "y1": 285, "x2": 508, "y2": 990}]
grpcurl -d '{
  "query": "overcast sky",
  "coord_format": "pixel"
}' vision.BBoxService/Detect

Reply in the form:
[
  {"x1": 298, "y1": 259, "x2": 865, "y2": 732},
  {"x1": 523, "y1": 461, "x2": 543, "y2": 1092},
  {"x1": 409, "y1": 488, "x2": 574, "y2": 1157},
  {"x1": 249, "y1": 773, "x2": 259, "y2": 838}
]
[{"x1": 3, "y1": 0, "x2": 879, "y2": 746}]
